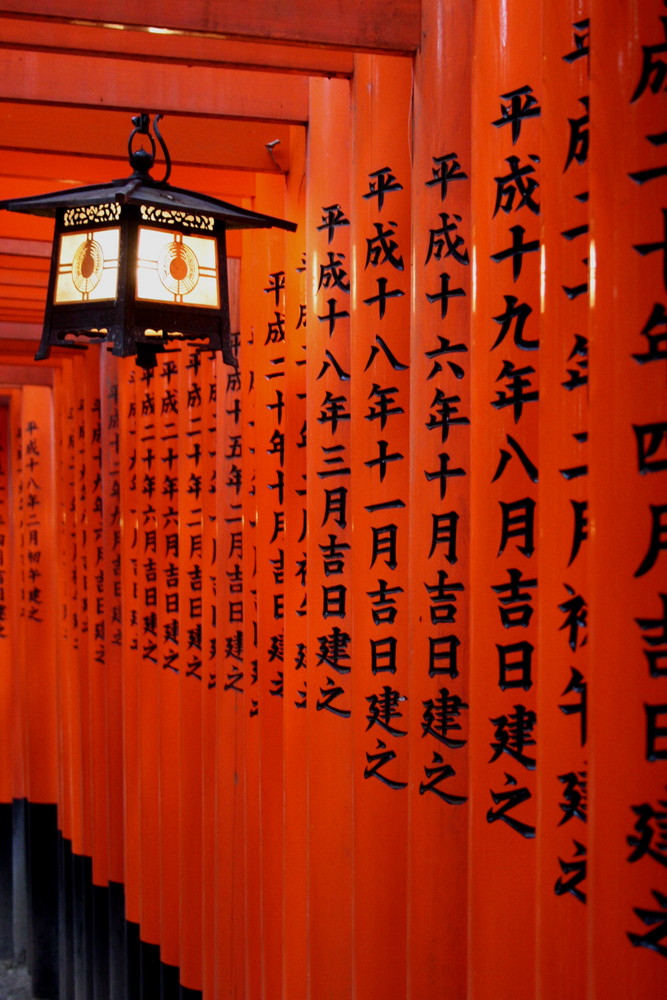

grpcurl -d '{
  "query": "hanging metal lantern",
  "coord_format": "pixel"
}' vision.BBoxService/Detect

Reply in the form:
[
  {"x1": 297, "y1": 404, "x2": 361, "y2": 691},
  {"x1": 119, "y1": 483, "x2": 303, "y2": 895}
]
[{"x1": 0, "y1": 113, "x2": 296, "y2": 368}]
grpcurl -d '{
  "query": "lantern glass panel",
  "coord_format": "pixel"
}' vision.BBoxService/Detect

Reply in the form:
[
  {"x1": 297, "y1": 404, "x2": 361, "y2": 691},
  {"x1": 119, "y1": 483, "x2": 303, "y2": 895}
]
[
  {"x1": 136, "y1": 226, "x2": 220, "y2": 308},
  {"x1": 54, "y1": 227, "x2": 120, "y2": 303}
]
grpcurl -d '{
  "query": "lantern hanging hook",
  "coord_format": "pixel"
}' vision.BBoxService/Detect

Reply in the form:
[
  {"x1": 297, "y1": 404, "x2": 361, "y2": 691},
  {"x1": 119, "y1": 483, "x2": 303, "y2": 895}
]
[
  {"x1": 128, "y1": 112, "x2": 171, "y2": 183},
  {"x1": 153, "y1": 114, "x2": 172, "y2": 183}
]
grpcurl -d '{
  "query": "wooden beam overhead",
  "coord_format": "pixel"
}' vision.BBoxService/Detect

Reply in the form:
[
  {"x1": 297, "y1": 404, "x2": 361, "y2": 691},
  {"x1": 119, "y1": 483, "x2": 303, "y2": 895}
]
[
  {"x1": 0, "y1": 49, "x2": 309, "y2": 123},
  {"x1": 0, "y1": 0, "x2": 420, "y2": 53},
  {"x1": 0, "y1": 363, "x2": 55, "y2": 385},
  {"x1": 0, "y1": 103, "x2": 297, "y2": 175},
  {"x1": 0, "y1": 238, "x2": 51, "y2": 259},
  {"x1": 0, "y1": 16, "x2": 355, "y2": 78}
]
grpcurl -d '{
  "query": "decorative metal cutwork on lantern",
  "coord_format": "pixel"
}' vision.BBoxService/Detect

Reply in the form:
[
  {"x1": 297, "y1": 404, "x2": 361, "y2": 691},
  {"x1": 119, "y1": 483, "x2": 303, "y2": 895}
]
[{"x1": 0, "y1": 113, "x2": 296, "y2": 368}]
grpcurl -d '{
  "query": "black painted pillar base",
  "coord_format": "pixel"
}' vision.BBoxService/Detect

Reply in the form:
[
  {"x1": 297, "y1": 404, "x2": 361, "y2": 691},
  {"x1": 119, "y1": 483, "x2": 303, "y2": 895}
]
[
  {"x1": 12, "y1": 798, "x2": 28, "y2": 963},
  {"x1": 161, "y1": 961, "x2": 180, "y2": 999},
  {"x1": 26, "y1": 802, "x2": 59, "y2": 999},
  {"x1": 92, "y1": 882, "x2": 110, "y2": 999},
  {"x1": 108, "y1": 881, "x2": 127, "y2": 1000},
  {"x1": 180, "y1": 985, "x2": 203, "y2": 1000},
  {"x1": 125, "y1": 918, "x2": 141, "y2": 1000},
  {"x1": 0, "y1": 802, "x2": 13, "y2": 958},
  {"x1": 57, "y1": 834, "x2": 74, "y2": 1000},
  {"x1": 140, "y1": 939, "x2": 161, "y2": 998},
  {"x1": 8, "y1": 803, "x2": 205, "y2": 1000}
]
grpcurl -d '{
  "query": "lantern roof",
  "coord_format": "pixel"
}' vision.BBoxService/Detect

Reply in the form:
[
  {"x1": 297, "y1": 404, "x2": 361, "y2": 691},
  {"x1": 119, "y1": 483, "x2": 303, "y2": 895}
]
[{"x1": 0, "y1": 174, "x2": 297, "y2": 232}]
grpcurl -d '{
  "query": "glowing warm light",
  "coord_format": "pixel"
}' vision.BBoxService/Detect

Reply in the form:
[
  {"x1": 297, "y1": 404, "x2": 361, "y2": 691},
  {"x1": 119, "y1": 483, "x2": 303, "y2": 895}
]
[
  {"x1": 55, "y1": 228, "x2": 120, "y2": 303},
  {"x1": 136, "y1": 227, "x2": 219, "y2": 307}
]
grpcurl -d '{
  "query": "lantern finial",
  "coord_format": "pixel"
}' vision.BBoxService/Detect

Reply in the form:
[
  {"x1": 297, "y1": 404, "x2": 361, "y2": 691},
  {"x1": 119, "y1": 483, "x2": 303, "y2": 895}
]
[{"x1": 128, "y1": 113, "x2": 171, "y2": 183}]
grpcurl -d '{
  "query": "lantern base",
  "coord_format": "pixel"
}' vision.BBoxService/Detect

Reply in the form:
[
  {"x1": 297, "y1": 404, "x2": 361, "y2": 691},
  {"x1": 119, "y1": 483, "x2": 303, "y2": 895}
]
[{"x1": 35, "y1": 319, "x2": 237, "y2": 369}]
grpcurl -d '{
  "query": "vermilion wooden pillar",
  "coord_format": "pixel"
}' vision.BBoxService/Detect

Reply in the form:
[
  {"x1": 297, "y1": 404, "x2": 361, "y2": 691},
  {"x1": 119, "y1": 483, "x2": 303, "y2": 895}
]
[
  {"x1": 0, "y1": 401, "x2": 11, "y2": 811},
  {"x1": 281, "y1": 124, "x2": 307, "y2": 1000},
  {"x1": 237, "y1": 179, "x2": 286, "y2": 1000},
  {"x1": 80, "y1": 351, "x2": 112, "y2": 895},
  {"x1": 134, "y1": 363, "x2": 162, "y2": 959},
  {"x1": 537, "y1": 3, "x2": 590, "y2": 995},
  {"x1": 350, "y1": 52, "x2": 412, "y2": 998},
  {"x1": 589, "y1": 2, "x2": 667, "y2": 995},
  {"x1": 119, "y1": 364, "x2": 141, "y2": 937},
  {"x1": 155, "y1": 352, "x2": 182, "y2": 977},
  {"x1": 61, "y1": 359, "x2": 89, "y2": 880},
  {"x1": 18, "y1": 382, "x2": 60, "y2": 996},
  {"x1": 56, "y1": 360, "x2": 81, "y2": 865},
  {"x1": 99, "y1": 352, "x2": 125, "y2": 892},
  {"x1": 251, "y1": 172, "x2": 289, "y2": 1000},
  {"x1": 215, "y1": 275, "x2": 248, "y2": 999},
  {"x1": 179, "y1": 349, "x2": 206, "y2": 992},
  {"x1": 409, "y1": 1, "x2": 472, "y2": 993},
  {"x1": 470, "y1": 3, "x2": 542, "y2": 997},
  {"x1": 9, "y1": 389, "x2": 25, "y2": 812},
  {"x1": 198, "y1": 348, "x2": 219, "y2": 1000},
  {"x1": 19, "y1": 383, "x2": 58, "y2": 809},
  {"x1": 305, "y1": 75, "x2": 354, "y2": 1000}
]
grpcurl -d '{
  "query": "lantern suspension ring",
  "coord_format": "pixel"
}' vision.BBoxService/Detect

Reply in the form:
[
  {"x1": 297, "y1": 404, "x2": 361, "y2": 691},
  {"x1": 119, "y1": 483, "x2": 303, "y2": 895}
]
[{"x1": 128, "y1": 112, "x2": 172, "y2": 183}]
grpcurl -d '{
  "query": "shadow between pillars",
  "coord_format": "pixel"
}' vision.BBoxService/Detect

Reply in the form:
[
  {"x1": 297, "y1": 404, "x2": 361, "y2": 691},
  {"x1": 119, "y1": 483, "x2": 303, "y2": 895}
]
[{"x1": 0, "y1": 802, "x2": 203, "y2": 1000}]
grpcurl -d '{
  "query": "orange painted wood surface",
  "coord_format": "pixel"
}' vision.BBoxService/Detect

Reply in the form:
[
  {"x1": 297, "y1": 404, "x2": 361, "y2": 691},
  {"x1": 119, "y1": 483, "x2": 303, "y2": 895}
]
[
  {"x1": 0, "y1": 16, "x2": 355, "y2": 78},
  {"x1": 350, "y1": 52, "x2": 413, "y2": 999},
  {"x1": 281, "y1": 124, "x2": 307, "y2": 1000},
  {"x1": 0, "y1": 0, "x2": 421, "y2": 53},
  {"x1": 0, "y1": 400, "x2": 11, "y2": 804},
  {"x1": 537, "y1": 3, "x2": 590, "y2": 995},
  {"x1": 589, "y1": 1, "x2": 667, "y2": 995},
  {"x1": 409, "y1": 1, "x2": 472, "y2": 994},
  {"x1": 0, "y1": 49, "x2": 309, "y2": 123},
  {"x1": 17, "y1": 384, "x2": 59, "y2": 804},
  {"x1": 0, "y1": 7, "x2": 665, "y2": 1000},
  {"x1": 0, "y1": 104, "x2": 292, "y2": 176},
  {"x1": 469, "y1": 3, "x2": 542, "y2": 996},
  {"x1": 305, "y1": 75, "x2": 355, "y2": 1000}
]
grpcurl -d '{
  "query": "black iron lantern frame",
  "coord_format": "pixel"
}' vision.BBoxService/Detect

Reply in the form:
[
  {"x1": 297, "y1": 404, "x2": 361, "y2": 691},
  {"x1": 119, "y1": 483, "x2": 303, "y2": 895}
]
[{"x1": 0, "y1": 113, "x2": 296, "y2": 369}]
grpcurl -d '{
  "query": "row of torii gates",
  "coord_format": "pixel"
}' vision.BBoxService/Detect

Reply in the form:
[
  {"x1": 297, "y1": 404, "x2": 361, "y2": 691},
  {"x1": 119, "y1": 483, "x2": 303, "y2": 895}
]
[{"x1": 0, "y1": 2, "x2": 665, "y2": 999}]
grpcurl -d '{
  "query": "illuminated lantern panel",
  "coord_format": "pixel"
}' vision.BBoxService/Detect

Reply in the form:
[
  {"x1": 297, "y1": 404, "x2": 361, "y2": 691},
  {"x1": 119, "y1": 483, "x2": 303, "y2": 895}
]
[
  {"x1": 136, "y1": 227, "x2": 219, "y2": 308},
  {"x1": 55, "y1": 227, "x2": 121, "y2": 304}
]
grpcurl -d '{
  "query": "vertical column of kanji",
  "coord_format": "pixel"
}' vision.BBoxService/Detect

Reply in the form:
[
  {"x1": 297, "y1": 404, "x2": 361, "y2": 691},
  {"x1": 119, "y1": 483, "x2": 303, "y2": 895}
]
[
  {"x1": 215, "y1": 291, "x2": 246, "y2": 1000},
  {"x1": 408, "y1": 1, "x2": 472, "y2": 993},
  {"x1": 57, "y1": 361, "x2": 80, "y2": 866},
  {"x1": 135, "y1": 364, "x2": 162, "y2": 952},
  {"x1": 282, "y1": 126, "x2": 308, "y2": 1000},
  {"x1": 119, "y1": 366, "x2": 141, "y2": 934},
  {"x1": 0, "y1": 402, "x2": 11, "y2": 815},
  {"x1": 305, "y1": 76, "x2": 354, "y2": 999},
  {"x1": 469, "y1": 4, "x2": 542, "y2": 997},
  {"x1": 20, "y1": 384, "x2": 59, "y2": 805},
  {"x1": 350, "y1": 53, "x2": 412, "y2": 996},
  {"x1": 70, "y1": 358, "x2": 94, "y2": 876},
  {"x1": 252, "y1": 173, "x2": 289, "y2": 1000},
  {"x1": 239, "y1": 209, "x2": 262, "y2": 1000},
  {"x1": 83, "y1": 350, "x2": 111, "y2": 892},
  {"x1": 11, "y1": 391, "x2": 26, "y2": 810},
  {"x1": 589, "y1": 1, "x2": 667, "y2": 991},
  {"x1": 199, "y1": 348, "x2": 218, "y2": 999},
  {"x1": 179, "y1": 348, "x2": 206, "y2": 992},
  {"x1": 100, "y1": 352, "x2": 124, "y2": 892},
  {"x1": 153, "y1": 355, "x2": 181, "y2": 974},
  {"x1": 537, "y1": 6, "x2": 590, "y2": 994}
]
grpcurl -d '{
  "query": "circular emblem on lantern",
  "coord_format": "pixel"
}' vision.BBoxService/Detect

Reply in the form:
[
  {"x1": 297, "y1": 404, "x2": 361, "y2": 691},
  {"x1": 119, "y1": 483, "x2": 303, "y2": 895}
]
[
  {"x1": 157, "y1": 240, "x2": 199, "y2": 296},
  {"x1": 72, "y1": 238, "x2": 104, "y2": 294}
]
